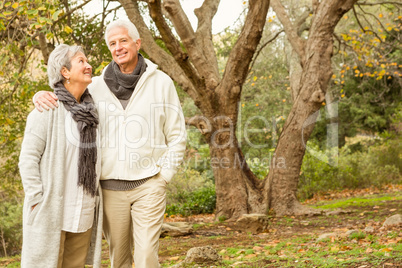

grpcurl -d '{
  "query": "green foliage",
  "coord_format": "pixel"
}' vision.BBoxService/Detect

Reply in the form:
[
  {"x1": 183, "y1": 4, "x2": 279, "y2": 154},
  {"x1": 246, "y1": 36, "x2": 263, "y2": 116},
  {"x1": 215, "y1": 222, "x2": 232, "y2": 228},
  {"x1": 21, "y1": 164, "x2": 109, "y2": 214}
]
[
  {"x1": 246, "y1": 157, "x2": 270, "y2": 179},
  {"x1": 0, "y1": 197, "x2": 23, "y2": 257},
  {"x1": 165, "y1": 169, "x2": 216, "y2": 216},
  {"x1": 166, "y1": 186, "x2": 216, "y2": 217},
  {"x1": 298, "y1": 137, "x2": 401, "y2": 200}
]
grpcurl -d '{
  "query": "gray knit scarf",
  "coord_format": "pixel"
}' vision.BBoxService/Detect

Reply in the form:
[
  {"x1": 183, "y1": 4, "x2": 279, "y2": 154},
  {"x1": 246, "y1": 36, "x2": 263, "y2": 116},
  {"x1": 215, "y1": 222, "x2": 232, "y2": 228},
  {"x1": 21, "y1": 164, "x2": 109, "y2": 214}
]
[
  {"x1": 54, "y1": 82, "x2": 99, "y2": 197},
  {"x1": 104, "y1": 53, "x2": 147, "y2": 100}
]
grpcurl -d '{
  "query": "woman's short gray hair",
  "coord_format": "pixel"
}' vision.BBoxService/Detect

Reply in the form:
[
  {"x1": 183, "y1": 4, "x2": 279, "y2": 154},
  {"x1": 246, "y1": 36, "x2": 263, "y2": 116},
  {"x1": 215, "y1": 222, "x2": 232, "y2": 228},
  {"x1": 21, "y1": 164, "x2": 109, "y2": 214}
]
[
  {"x1": 104, "y1": 19, "x2": 140, "y2": 49},
  {"x1": 47, "y1": 44, "x2": 84, "y2": 89}
]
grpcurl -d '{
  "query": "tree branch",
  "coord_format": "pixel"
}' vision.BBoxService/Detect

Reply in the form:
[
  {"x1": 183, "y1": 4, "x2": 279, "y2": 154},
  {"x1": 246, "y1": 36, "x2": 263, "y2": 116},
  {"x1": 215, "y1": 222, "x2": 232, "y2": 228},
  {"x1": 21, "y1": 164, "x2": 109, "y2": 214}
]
[
  {"x1": 295, "y1": 9, "x2": 312, "y2": 36},
  {"x1": 118, "y1": 0, "x2": 215, "y2": 114},
  {"x1": 352, "y1": 6, "x2": 383, "y2": 43},
  {"x1": 54, "y1": 0, "x2": 92, "y2": 25},
  {"x1": 0, "y1": 48, "x2": 35, "y2": 105},
  {"x1": 163, "y1": 0, "x2": 218, "y2": 88},
  {"x1": 62, "y1": 0, "x2": 81, "y2": 45},
  {"x1": 194, "y1": 0, "x2": 220, "y2": 79},
  {"x1": 311, "y1": 0, "x2": 319, "y2": 13},
  {"x1": 185, "y1": 115, "x2": 212, "y2": 134},
  {"x1": 147, "y1": 0, "x2": 203, "y2": 89},
  {"x1": 250, "y1": 30, "x2": 284, "y2": 71},
  {"x1": 359, "y1": 1, "x2": 402, "y2": 7},
  {"x1": 356, "y1": 3, "x2": 394, "y2": 37},
  {"x1": 219, "y1": 0, "x2": 270, "y2": 101},
  {"x1": 271, "y1": 0, "x2": 306, "y2": 62}
]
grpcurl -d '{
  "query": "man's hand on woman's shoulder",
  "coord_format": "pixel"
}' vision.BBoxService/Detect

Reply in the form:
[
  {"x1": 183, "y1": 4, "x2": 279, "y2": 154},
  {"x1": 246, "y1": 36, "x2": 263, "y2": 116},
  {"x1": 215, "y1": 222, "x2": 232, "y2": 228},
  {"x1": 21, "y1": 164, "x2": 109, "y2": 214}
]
[{"x1": 33, "y1": 91, "x2": 59, "y2": 112}]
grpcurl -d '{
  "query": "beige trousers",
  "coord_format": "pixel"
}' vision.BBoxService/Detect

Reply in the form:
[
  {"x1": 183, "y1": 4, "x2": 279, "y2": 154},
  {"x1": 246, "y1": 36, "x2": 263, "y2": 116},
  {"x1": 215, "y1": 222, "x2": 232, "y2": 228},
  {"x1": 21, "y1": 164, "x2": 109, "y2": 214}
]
[
  {"x1": 102, "y1": 174, "x2": 166, "y2": 268},
  {"x1": 57, "y1": 227, "x2": 92, "y2": 268}
]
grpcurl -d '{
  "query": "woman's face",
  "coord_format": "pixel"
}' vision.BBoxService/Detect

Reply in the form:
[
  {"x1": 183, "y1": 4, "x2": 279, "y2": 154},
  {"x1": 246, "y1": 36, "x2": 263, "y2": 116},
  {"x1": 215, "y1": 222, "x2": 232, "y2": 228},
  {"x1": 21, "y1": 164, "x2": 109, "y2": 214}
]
[{"x1": 64, "y1": 52, "x2": 92, "y2": 87}]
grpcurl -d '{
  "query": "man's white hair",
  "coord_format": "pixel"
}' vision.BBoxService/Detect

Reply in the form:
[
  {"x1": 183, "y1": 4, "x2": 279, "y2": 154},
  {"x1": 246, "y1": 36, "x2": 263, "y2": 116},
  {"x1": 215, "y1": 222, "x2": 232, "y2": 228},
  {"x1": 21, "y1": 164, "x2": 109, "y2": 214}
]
[{"x1": 104, "y1": 19, "x2": 140, "y2": 48}]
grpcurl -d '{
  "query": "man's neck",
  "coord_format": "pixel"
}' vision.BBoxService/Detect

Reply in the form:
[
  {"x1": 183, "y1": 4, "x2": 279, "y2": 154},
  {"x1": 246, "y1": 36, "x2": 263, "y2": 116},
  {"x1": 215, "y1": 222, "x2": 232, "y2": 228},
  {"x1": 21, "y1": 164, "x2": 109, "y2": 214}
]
[{"x1": 119, "y1": 58, "x2": 138, "y2": 74}]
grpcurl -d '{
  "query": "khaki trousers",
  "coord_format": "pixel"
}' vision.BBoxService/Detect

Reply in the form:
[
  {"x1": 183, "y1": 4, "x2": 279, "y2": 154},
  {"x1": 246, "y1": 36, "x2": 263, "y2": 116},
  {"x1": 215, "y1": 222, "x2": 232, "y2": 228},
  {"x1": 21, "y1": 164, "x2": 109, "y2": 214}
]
[
  {"x1": 57, "y1": 227, "x2": 92, "y2": 268},
  {"x1": 102, "y1": 174, "x2": 166, "y2": 268}
]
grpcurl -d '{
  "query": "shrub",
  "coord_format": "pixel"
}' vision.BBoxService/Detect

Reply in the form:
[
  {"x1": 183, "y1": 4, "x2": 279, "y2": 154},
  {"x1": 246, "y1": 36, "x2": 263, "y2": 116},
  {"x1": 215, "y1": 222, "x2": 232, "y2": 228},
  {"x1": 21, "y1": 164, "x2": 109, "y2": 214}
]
[
  {"x1": 166, "y1": 168, "x2": 216, "y2": 216},
  {"x1": 0, "y1": 196, "x2": 23, "y2": 257},
  {"x1": 298, "y1": 136, "x2": 401, "y2": 200}
]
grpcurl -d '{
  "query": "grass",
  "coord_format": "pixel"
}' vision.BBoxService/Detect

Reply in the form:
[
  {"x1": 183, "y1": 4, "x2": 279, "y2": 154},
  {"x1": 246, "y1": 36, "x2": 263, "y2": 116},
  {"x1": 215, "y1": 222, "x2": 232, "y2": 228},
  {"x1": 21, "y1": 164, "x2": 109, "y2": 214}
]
[
  {"x1": 1, "y1": 188, "x2": 401, "y2": 267},
  {"x1": 313, "y1": 193, "x2": 402, "y2": 210}
]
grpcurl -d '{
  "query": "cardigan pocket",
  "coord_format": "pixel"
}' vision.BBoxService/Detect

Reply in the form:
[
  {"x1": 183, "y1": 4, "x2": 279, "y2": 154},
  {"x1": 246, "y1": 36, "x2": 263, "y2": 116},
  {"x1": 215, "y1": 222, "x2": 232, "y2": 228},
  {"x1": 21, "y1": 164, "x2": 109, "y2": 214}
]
[{"x1": 27, "y1": 199, "x2": 43, "y2": 225}]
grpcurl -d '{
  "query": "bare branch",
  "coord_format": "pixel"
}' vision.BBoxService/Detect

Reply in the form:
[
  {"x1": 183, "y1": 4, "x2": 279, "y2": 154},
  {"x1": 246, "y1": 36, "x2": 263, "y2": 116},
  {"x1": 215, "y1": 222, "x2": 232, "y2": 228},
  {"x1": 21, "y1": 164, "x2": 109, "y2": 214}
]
[
  {"x1": 117, "y1": 0, "x2": 215, "y2": 113},
  {"x1": 0, "y1": 48, "x2": 35, "y2": 105},
  {"x1": 163, "y1": 0, "x2": 217, "y2": 86},
  {"x1": 250, "y1": 30, "x2": 284, "y2": 71},
  {"x1": 356, "y1": 3, "x2": 394, "y2": 37},
  {"x1": 62, "y1": 0, "x2": 81, "y2": 45},
  {"x1": 148, "y1": 0, "x2": 203, "y2": 89},
  {"x1": 359, "y1": 1, "x2": 402, "y2": 8},
  {"x1": 185, "y1": 115, "x2": 212, "y2": 134},
  {"x1": 295, "y1": 9, "x2": 312, "y2": 36},
  {"x1": 311, "y1": 0, "x2": 319, "y2": 13},
  {"x1": 38, "y1": 32, "x2": 49, "y2": 63},
  {"x1": 333, "y1": 33, "x2": 354, "y2": 54},
  {"x1": 194, "y1": 0, "x2": 220, "y2": 78},
  {"x1": 55, "y1": 0, "x2": 92, "y2": 25},
  {"x1": 352, "y1": 6, "x2": 383, "y2": 43},
  {"x1": 220, "y1": 0, "x2": 270, "y2": 100},
  {"x1": 271, "y1": 0, "x2": 306, "y2": 62}
]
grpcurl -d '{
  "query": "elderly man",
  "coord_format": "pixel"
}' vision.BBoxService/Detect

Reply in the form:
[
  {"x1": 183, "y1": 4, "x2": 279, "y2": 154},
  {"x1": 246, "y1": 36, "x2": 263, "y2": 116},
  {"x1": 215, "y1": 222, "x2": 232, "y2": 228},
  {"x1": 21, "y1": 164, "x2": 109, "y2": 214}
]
[{"x1": 34, "y1": 20, "x2": 187, "y2": 268}]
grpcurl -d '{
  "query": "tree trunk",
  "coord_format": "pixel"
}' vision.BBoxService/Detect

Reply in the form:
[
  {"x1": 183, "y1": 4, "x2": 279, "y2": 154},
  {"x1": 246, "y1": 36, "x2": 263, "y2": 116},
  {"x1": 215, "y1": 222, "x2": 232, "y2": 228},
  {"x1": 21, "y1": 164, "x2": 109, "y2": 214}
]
[
  {"x1": 267, "y1": 0, "x2": 358, "y2": 216},
  {"x1": 118, "y1": 0, "x2": 356, "y2": 219},
  {"x1": 207, "y1": 113, "x2": 266, "y2": 219}
]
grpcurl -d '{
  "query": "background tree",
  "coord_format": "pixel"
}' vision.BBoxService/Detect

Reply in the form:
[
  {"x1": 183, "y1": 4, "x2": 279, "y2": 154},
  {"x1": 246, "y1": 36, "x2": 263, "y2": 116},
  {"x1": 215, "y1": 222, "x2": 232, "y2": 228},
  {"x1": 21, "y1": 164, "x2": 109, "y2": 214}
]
[{"x1": 1, "y1": 0, "x2": 400, "y2": 223}]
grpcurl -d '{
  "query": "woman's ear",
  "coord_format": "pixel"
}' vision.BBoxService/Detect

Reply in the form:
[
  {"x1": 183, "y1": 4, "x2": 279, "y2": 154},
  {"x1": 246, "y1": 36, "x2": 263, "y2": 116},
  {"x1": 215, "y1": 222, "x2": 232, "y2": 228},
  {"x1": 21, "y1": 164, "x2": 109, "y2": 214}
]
[{"x1": 61, "y1": 66, "x2": 69, "y2": 80}]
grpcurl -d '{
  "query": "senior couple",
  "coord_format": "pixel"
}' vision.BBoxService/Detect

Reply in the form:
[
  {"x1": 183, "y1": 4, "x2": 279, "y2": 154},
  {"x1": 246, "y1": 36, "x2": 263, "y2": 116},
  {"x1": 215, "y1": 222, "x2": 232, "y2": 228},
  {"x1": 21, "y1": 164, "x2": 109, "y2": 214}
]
[{"x1": 19, "y1": 19, "x2": 186, "y2": 268}]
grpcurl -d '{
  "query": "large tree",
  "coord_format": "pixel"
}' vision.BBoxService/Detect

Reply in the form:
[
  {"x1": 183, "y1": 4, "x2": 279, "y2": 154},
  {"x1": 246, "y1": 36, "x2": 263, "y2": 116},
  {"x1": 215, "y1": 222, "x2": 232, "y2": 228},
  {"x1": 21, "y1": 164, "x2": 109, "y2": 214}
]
[
  {"x1": 117, "y1": 0, "x2": 270, "y2": 219},
  {"x1": 2, "y1": 0, "x2": 398, "y2": 220},
  {"x1": 117, "y1": 0, "x2": 359, "y2": 218}
]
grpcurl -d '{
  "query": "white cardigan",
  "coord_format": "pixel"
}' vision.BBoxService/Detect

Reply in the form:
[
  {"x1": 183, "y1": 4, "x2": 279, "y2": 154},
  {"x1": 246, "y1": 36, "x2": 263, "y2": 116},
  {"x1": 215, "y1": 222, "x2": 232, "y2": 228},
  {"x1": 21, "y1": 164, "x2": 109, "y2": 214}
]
[
  {"x1": 90, "y1": 58, "x2": 186, "y2": 183},
  {"x1": 19, "y1": 104, "x2": 103, "y2": 267}
]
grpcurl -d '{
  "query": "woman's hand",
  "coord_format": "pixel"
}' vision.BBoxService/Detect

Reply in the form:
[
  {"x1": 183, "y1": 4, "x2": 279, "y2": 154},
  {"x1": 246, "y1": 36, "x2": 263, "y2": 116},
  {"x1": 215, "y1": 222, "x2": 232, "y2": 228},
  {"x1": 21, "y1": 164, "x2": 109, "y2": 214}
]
[{"x1": 33, "y1": 91, "x2": 59, "y2": 112}]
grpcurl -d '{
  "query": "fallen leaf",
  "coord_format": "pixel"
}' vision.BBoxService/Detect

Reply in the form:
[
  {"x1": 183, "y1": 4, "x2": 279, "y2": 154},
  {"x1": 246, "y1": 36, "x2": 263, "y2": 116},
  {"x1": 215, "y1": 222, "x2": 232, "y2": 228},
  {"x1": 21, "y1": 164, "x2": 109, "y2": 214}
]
[
  {"x1": 169, "y1": 256, "x2": 180, "y2": 261},
  {"x1": 340, "y1": 245, "x2": 353, "y2": 251},
  {"x1": 365, "y1": 248, "x2": 373, "y2": 253}
]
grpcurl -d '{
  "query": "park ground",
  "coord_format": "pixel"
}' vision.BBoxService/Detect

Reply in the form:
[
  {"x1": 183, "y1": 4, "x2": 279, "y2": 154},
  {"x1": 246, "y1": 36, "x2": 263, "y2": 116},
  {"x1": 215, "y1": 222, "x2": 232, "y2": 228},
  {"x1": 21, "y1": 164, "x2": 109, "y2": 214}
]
[{"x1": 1, "y1": 184, "x2": 401, "y2": 268}]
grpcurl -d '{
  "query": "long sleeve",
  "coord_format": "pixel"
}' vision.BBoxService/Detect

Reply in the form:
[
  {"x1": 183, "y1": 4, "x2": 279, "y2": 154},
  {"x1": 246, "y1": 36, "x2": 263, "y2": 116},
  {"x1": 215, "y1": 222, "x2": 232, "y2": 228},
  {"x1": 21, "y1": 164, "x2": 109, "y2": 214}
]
[
  {"x1": 157, "y1": 80, "x2": 187, "y2": 183},
  {"x1": 19, "y1": 110, "x2": 48, "y2": 206}
]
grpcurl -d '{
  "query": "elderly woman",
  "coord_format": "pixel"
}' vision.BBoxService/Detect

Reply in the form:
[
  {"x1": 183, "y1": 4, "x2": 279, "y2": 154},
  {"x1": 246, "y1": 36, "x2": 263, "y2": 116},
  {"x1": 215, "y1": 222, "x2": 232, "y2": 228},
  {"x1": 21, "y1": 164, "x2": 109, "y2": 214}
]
[{"x1": 18, "y1": 44, "x2": 103, "y2": 268}]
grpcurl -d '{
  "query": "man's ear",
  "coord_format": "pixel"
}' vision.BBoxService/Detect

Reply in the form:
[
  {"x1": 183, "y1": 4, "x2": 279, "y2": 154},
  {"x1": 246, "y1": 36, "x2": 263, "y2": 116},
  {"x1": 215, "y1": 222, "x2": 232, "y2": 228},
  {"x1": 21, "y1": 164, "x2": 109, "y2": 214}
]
[{"x1": 136, "y1": 38, "x2": 141, "y2": 51}]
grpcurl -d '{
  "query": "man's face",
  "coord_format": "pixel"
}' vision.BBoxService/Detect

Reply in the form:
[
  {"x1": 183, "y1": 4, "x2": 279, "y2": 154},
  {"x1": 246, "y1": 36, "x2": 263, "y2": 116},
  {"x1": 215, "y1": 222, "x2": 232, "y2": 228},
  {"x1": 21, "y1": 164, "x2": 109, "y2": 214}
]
[{"x1": 107, "y1": 27, "x2": 141, "y2": 74}]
